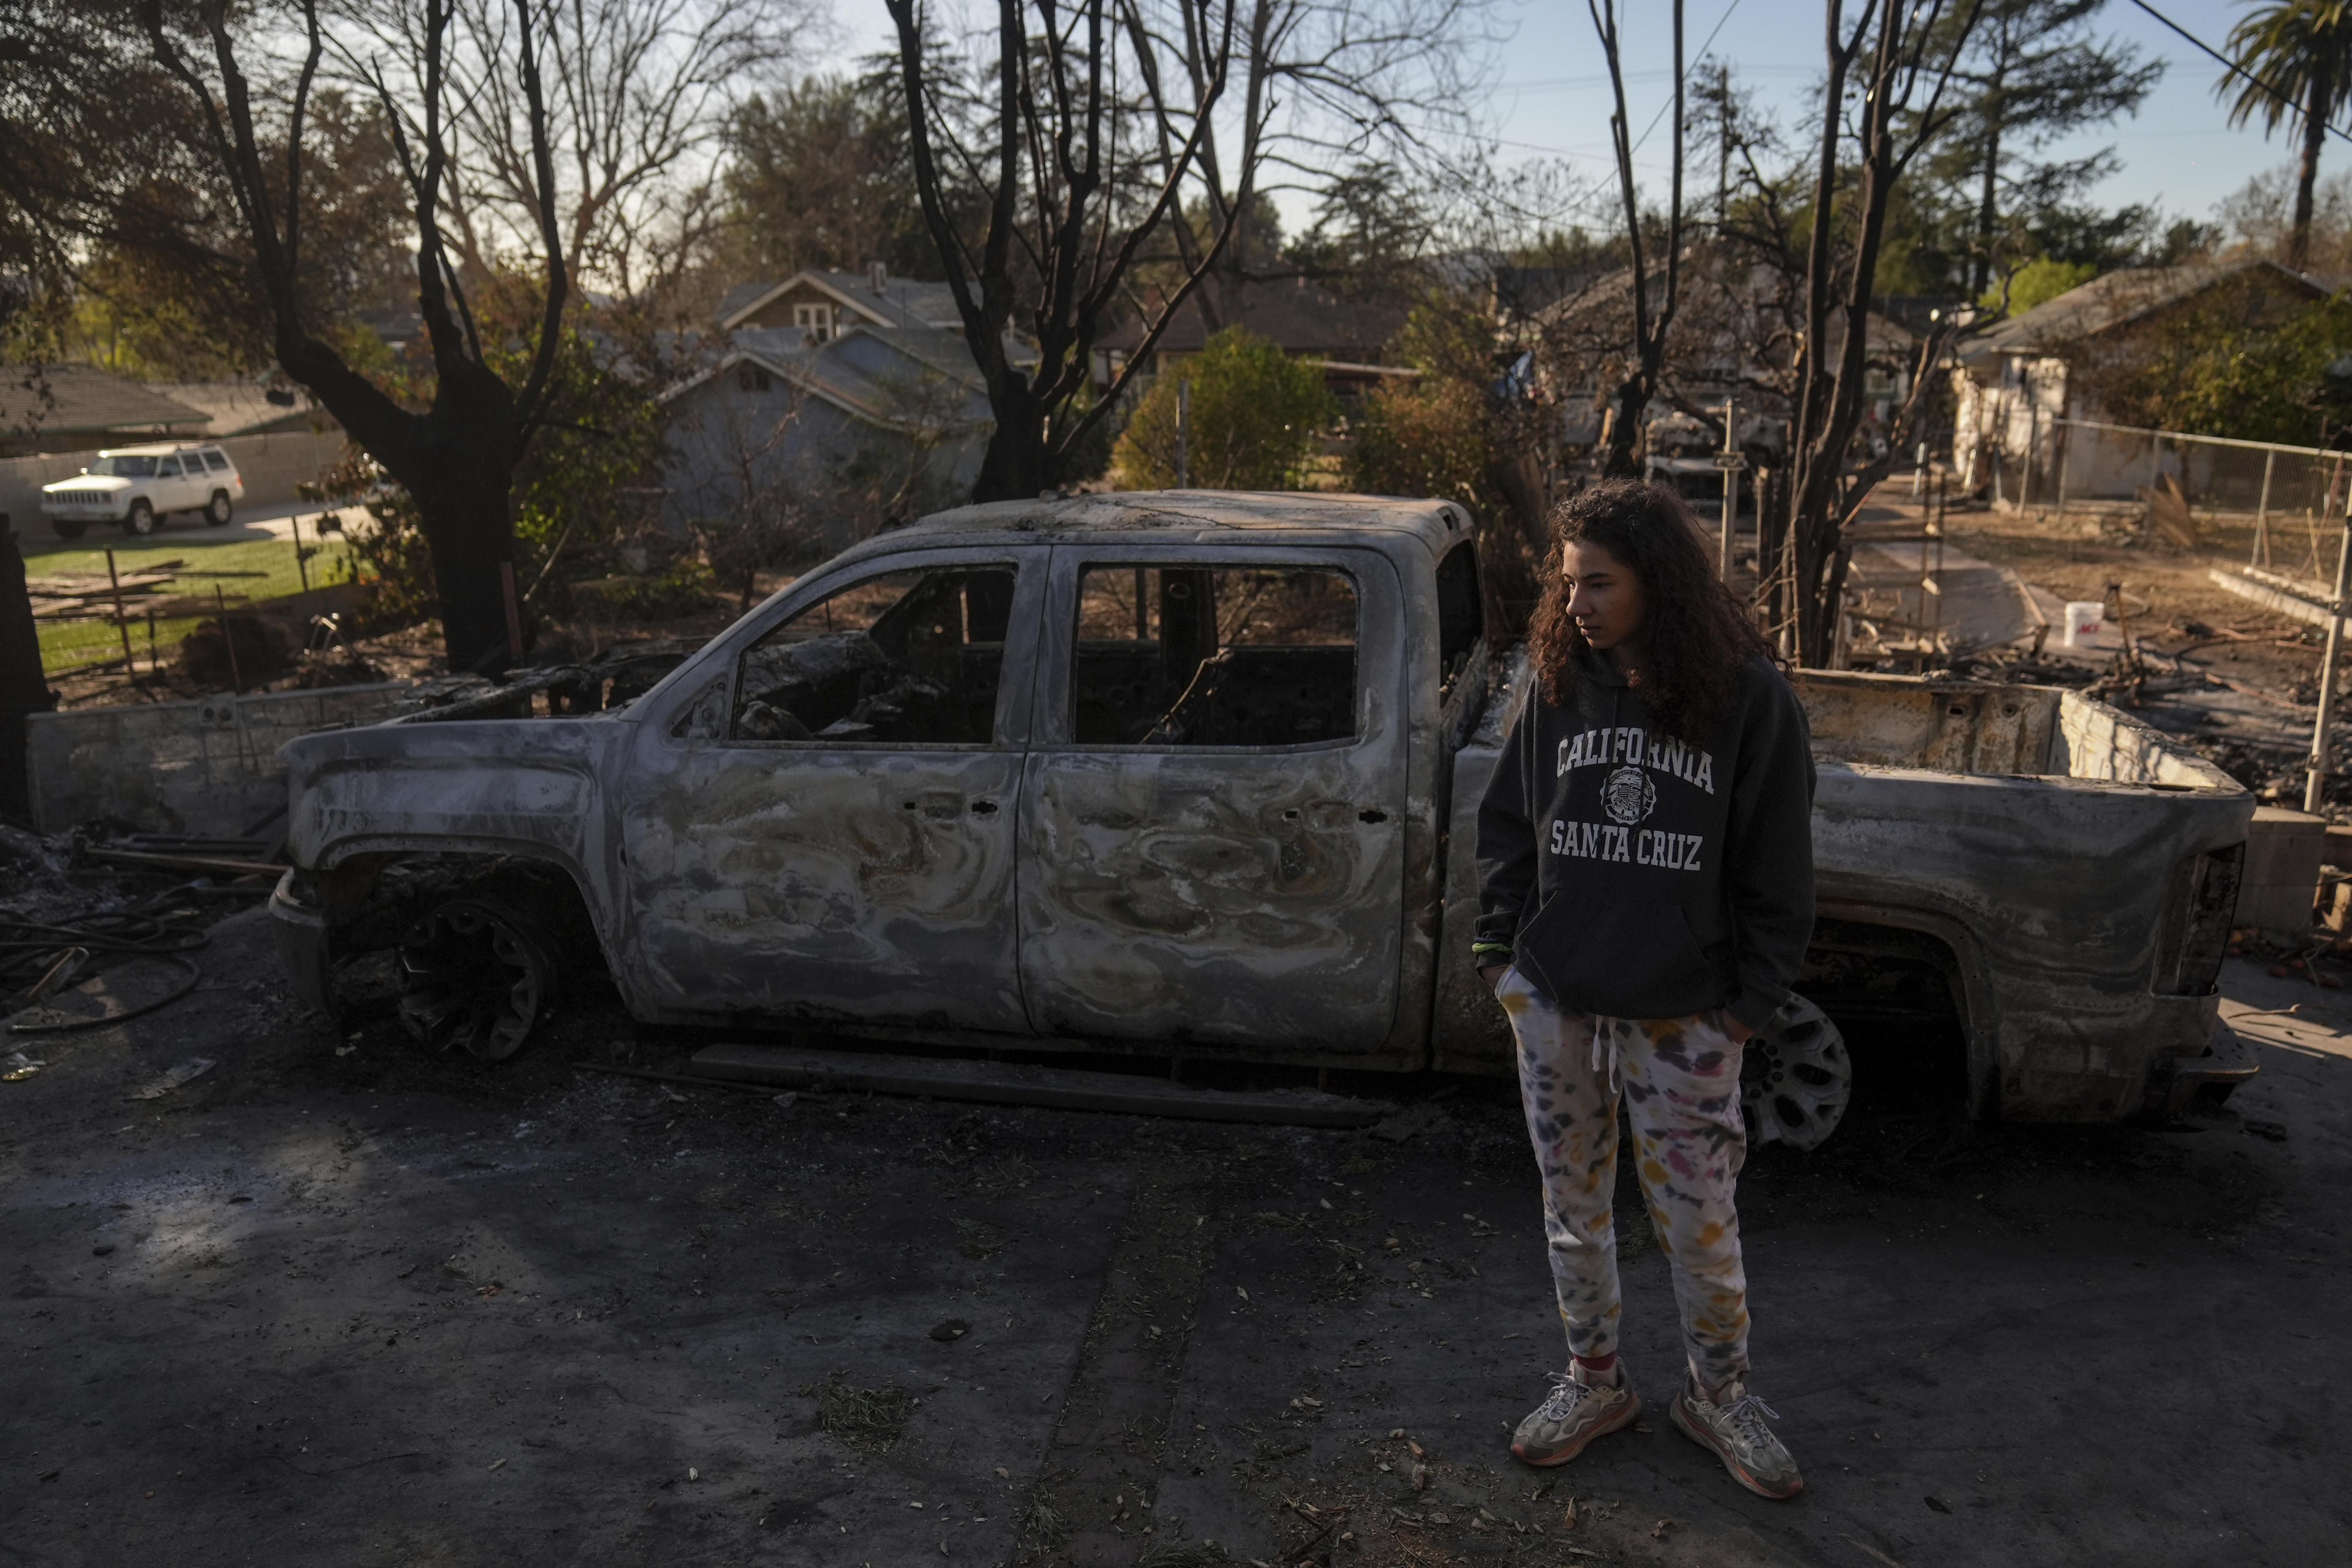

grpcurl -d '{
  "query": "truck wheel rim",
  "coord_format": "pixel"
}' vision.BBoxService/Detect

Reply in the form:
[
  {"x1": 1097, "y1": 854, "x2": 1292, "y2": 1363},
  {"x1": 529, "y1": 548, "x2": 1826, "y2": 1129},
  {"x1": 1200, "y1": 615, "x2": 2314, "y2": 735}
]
[
  {"x1": 1740, "y1": 995, "x2": 1851, "y2": 1151},
  {"x1": 396, "y1": 900, "x2": 553, "y2": 1062}
]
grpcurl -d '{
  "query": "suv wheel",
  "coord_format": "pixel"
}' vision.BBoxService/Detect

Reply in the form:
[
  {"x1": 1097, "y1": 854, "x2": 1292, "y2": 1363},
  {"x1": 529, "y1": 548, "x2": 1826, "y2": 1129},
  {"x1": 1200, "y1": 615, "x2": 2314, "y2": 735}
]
[
  {"x1": 203, "y1": 489, "x2": 233, "y2": 527},
  {"x1": 49, "y1": 515, "x2": 88, "y2": 540},
  {"x1": 122, "y1": 498, "x2": 156, "y2": 537},
  {"x1": 395, "y1": 897, "x2": 562, "y2": 1062}
]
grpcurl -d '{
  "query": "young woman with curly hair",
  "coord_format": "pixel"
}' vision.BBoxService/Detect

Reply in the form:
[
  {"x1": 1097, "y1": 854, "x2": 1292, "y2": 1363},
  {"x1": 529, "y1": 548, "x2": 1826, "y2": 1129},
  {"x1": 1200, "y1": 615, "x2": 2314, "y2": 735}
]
[{"x1": 1473, "y1": 479, "x2": 1817, "y2": 1500}]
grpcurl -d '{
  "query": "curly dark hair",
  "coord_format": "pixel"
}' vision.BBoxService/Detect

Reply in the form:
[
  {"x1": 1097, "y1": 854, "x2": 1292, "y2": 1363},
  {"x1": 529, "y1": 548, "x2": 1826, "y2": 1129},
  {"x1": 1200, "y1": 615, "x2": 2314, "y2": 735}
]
[{"x1": 1528, "y1": 479, "x2": 1771, "y2": 742}]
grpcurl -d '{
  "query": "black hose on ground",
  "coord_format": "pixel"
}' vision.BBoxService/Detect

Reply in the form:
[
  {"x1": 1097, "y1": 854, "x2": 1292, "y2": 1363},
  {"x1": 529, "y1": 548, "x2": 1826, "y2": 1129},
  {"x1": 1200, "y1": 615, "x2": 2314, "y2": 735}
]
[
  {"x1": 2, "y1": 881, "x2": 234, "y2": 1034},
  {"x1": 9, "y1": 953, "x2": 202, "y2": 1033}
]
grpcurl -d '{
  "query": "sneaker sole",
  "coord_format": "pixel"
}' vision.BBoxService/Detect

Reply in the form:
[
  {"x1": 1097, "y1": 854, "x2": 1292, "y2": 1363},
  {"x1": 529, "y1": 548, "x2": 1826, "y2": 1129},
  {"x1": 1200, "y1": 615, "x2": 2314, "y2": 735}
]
[
  {"x1": 1509, "y1": 1391, "x2": 1642, "y2": 1468},
  {"x1": 1668, "y1": 1395, "x2": 1804, "y2": 1499}
]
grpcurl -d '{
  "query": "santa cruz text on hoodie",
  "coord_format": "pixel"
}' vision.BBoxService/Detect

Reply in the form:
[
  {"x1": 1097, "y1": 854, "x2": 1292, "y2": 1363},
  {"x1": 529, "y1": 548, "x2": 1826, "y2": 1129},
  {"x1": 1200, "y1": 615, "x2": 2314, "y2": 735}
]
[{"x1": 1474, "y1": 647, "x2": 1817, "y2": 1031}]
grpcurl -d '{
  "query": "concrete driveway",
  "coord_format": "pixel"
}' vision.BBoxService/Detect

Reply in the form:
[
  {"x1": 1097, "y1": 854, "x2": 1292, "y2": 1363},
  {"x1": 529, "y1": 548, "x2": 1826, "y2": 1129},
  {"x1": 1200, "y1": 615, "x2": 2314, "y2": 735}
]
[{"x1": 3, "y1": 906, "x2": 2343, "y2": 1566}]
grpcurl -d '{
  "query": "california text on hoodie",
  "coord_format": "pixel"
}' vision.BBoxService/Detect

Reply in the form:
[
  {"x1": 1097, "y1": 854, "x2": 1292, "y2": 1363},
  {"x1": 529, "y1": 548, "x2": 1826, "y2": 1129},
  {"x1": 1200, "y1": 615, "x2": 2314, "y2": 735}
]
[{"x1": 1473, "y1": 646, "x2": 1817, "y2": 1031}]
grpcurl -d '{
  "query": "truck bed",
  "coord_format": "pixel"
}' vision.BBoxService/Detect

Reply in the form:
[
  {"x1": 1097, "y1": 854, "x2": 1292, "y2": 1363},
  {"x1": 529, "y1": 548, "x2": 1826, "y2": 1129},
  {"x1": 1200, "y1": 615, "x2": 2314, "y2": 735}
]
[
  {"x1": 1434, "y1": 656, "x2": 2252, "y2": 1124},
  {"x1": 1793, "y1": 670, "x2": 2241, "y2": 790}
]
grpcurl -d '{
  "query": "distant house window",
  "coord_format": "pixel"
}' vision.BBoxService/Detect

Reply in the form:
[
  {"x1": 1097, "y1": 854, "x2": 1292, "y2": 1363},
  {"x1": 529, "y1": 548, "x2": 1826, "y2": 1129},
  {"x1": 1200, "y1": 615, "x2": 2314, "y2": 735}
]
[
  {"x1": 737, "y1": 365, "x2": 773, "y2": 393},
  {"x1": 794, "y1": 303, "x2": 835, "y2": 341}
]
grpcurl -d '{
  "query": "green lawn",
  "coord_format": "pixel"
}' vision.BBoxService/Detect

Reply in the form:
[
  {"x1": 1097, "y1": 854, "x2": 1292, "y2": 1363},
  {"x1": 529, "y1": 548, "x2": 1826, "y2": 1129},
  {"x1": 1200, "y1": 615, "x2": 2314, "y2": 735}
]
[{"x1": 28, "y1": 533, "x2": 363, "y2": 674}]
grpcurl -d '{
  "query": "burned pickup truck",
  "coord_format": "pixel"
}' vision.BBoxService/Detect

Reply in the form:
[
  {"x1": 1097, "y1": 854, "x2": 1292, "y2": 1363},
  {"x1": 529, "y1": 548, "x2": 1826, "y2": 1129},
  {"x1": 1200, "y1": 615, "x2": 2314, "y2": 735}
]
[{"x1": 272, "y1": 491, "x2": 2254, "y2": 1146}]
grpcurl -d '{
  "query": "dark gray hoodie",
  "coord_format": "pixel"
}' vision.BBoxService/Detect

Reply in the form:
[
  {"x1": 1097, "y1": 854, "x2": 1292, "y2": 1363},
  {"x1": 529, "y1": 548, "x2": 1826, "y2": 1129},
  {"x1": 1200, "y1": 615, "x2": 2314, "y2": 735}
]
[{"x1": 1473, "y1": 646, "x2": 1817, "y2": 1030}]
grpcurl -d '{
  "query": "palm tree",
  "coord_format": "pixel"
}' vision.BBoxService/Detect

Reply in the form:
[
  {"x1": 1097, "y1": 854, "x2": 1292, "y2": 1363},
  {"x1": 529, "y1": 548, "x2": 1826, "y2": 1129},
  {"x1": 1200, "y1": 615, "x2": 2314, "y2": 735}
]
[{"x1": 2221, "y1": 1, "x2": 2352, "y2": 272}]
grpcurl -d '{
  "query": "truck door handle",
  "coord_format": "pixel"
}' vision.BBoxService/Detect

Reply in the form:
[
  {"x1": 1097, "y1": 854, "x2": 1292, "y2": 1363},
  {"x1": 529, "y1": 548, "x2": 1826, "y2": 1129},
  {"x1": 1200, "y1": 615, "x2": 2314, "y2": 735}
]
[
  {"x1": 1358, "y1": 807, "x2": 1389, "y2": 824},
  {"x1": 902, "y1": 793, "x2": 998, "y2": 819}
]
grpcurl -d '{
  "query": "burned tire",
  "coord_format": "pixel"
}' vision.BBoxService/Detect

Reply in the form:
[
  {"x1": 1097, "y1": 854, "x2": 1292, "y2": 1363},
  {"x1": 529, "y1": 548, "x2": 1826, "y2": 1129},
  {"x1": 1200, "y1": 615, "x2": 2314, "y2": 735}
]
[
  {"x1": 1740, "y1": 995, "x2": 1852, "y2": 1151},
  {"x1": 396, "y1": 897, "x2": 560, "y2": 1062}
]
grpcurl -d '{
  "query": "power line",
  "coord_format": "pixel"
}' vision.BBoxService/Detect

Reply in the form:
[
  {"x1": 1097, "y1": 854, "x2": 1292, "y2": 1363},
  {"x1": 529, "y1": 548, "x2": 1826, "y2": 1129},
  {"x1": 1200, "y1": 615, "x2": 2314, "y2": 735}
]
[
  {"x1": 2127, "y1": 0, "x2": 2352, "y2": 148},
  {"x1": 1633, "y1": 0, "x2": 1747, "y2": 154},
  {"x1": 1497, "y1": 62, "x2": 1814, "y2": 94}
]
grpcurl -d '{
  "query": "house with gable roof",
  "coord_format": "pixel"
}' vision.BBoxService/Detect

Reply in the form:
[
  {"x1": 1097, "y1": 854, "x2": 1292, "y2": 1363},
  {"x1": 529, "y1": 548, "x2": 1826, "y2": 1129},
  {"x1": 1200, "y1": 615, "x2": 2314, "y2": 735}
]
[
  {"x1": 1949, "y1": 259, "x2": 2330, "y2": 502},
  {"x1": 658, "y1": 302, "x2": 999, "y2": 554},
  {"x1": 715, "y1": 265, "x2": 965, "y2": 342}
]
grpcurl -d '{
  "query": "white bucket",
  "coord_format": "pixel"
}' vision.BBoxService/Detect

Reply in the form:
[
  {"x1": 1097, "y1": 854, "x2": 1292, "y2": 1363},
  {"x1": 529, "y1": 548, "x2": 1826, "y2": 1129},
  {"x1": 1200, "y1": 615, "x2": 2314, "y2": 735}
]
[{"x1": 2063, "y1": 600, "x2": 2104, "y2": 649}]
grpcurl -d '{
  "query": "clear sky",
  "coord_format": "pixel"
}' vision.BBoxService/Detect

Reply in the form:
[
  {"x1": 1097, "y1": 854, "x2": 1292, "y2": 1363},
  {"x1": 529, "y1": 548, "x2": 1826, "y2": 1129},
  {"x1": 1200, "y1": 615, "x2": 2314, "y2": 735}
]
[{"x1": 823, "y1": 1, "x2": 2311, "y2": 242}]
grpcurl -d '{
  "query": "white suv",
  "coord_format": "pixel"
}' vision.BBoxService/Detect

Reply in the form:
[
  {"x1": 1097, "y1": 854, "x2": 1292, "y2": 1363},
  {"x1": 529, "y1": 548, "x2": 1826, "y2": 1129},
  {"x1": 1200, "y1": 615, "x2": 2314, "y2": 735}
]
[{"x1": 41, "y1": 442, "x2": 246, "y2": 539}]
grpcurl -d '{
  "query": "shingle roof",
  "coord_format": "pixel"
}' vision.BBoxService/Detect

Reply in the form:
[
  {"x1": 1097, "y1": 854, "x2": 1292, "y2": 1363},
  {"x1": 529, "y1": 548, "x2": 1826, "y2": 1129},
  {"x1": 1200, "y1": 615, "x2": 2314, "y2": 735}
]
[
  {"x1": 715, "y1": 281, "x2": 773, "y2": 322},
  {"x1": 716, "y1": 269, "x2": 963, "y2": 332},
  {"x1": 664, "y1": 324, "x2": 992, "y2": 434},
  {"x1": 1959, "y1": 259, "x2": 2328, "y2": 362},
  {"x1": 148, "y1": 380, "x2": 320, "y2": 437},
  {"x1": 0, "y1": 365, "x2": 211, "y2": 436}
]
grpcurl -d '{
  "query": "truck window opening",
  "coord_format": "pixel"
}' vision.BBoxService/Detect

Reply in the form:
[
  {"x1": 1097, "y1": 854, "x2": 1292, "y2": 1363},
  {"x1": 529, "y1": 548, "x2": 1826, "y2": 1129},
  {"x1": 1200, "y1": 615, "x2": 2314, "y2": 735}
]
[
  {"x1": 1435, "y1": 540, "x2": 1482, "y2": 700},
  {"x1": 1071, "y1": 564, "x2": 1358, "y2": 747},
  {"x1": 731, "y1": 565, "x2": 1016, "y2": 745}
]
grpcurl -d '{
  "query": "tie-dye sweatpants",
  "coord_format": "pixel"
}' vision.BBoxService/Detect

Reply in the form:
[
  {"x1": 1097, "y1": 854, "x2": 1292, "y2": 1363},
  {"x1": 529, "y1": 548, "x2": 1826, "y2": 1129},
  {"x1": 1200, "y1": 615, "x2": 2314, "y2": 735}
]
[{"x1": 1495, "y1": 966, "x2": 1752, "y2": 1394}]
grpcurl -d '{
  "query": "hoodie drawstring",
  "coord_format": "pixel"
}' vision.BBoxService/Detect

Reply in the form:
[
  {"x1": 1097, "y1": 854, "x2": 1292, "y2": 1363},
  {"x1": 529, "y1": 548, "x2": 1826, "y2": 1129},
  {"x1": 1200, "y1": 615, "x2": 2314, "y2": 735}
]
[{"x1": 1589, "y1": 1014, "x2": 1624, "y2": 1096}]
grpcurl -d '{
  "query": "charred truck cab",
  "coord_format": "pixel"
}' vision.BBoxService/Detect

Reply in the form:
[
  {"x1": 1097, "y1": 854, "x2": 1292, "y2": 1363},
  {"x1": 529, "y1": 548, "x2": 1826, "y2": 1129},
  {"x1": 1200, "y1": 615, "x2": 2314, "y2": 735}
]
[{"x1": 273, "y1": 491, "x2": 2254, "y2": 1146}]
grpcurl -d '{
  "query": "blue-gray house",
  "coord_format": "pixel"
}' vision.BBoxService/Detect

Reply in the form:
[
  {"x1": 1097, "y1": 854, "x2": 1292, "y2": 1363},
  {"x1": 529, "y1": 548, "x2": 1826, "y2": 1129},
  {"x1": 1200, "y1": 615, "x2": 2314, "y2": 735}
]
[{"x1": 660, "y1": 272, "x2": 1008, "y2": 555}]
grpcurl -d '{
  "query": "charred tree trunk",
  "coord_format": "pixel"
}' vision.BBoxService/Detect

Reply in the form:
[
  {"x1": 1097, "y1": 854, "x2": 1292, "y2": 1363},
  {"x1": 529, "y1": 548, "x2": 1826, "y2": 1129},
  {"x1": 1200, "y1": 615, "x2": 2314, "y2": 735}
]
[
  {"x1": 408, "y1": 451, "x2": 522, "y2": 670},
  {"x1": 971, "y1": 390, "x2": 1053, "y2": 503},
  {"x1": 286, "y1": 338, "x2": 526, "y2": 670},
  {"x1": 0, "y1": 520, "x2": 57, "y2": 823},
  {"x1": 1592, "y1": 0, "x2": 1685, "y2": 482}
]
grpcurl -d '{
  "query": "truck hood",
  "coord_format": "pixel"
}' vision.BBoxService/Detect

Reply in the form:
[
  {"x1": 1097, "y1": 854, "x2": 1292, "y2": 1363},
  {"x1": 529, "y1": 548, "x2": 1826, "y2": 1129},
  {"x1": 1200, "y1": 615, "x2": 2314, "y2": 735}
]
[
  {"x1": 43, "y1": 475, "x2": 131, "y2": 494},
  {"x1": 282, "y1": 715, "x2": 629, "y2": 876}
]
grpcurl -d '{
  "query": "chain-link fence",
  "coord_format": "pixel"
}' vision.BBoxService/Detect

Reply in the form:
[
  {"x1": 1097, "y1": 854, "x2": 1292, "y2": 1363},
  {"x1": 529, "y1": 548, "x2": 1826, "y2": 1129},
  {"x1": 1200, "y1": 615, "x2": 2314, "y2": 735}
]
[{"x1": 1991, "y1": 415, "x2": 2352, "y2": 570}]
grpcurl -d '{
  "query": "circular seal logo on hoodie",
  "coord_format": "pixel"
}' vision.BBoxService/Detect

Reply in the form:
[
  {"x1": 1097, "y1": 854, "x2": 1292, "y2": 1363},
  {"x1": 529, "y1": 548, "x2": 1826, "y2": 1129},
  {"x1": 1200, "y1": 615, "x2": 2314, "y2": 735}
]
[{"x1": 1600, "y1": 764, "x2": 1657, "y2": 825}]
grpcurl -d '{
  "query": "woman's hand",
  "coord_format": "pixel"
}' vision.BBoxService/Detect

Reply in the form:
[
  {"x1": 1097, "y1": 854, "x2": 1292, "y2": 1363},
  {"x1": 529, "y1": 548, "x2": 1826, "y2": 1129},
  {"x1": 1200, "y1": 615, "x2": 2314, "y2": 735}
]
[
  {"x1": 1479, "y1": 963, "x2": 1509, "y2": 995},
  {"x1": 1717, "y1": 1011, "x2": 1757, "y2": 1045}
]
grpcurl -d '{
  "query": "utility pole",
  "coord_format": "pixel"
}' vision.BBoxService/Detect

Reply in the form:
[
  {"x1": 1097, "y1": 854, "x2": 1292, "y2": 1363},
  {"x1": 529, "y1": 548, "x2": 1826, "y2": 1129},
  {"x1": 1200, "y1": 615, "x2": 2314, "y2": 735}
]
[
  {"x1": 2307, "y1": 500, "x2": 2352, "y2": 814},
  {"x1": 1715, "y1": 399, "x2": 1744, "y2": 579}
]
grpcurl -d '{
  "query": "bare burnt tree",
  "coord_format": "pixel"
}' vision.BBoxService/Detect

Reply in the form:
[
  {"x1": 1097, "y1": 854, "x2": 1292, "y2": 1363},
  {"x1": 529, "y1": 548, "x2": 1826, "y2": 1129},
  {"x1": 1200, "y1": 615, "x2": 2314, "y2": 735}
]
[
  {"x1": 1590, "y1": 0, "x2": 1685, "y2": 479},
  {"x1": 141, "y1": 0, "x2": 568, "y2": 673},
  {"x1": 884, "y1": 0, "x2": 1240, "y2": 500},
  {"x1": 1782, "y1": 0, "x2": 1984, "y2": 666},
  {"x1": 1721, "y1": 0, "x2": 1982, "y2": 666},
  {"x1": 1144, "y1": 0, "x2": 1492, "y2": 322},
  {"x1": 346, "y1": 0, "x2": 825, "y2": 306}
]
